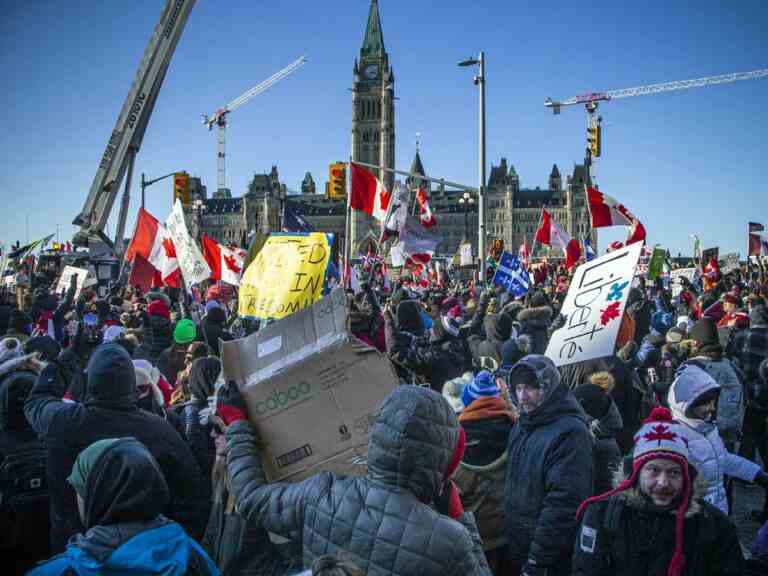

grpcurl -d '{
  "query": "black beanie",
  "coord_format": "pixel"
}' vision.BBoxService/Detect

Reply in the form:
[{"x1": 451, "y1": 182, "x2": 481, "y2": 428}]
[
  {"x1": 528, "y1": 290, "x2": 549, "y2": 308},
  {"x1": 574, "y1": 383, "x2": 611, "y2": 420},
  {"x1": 690, "y1": 317, "x2": 719, "y2": 347}
]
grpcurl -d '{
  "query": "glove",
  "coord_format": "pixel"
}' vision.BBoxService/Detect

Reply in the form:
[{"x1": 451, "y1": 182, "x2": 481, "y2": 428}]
[
  {"x1": 521, "y1": 559, "x2": 550, "y2": 576},
  {"x1": 754, "y1": 470, "x2": 768, "y2": 489},
  {"x1": 216, "y1": 381, "x2": 248, "y2": 426},
  {"x1": 434, "y1": 480, "x2": 464, "y2": 519}
]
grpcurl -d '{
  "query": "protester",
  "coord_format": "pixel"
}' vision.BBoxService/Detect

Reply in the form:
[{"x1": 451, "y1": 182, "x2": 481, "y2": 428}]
[
  {"x1": 217, "y1": 383, "x2": 492, "y2": 575},
  {"x1": 157, "y1": 318, "x2": 198, "y2": 386},
  {"x1": 201, "y1": 305, "x2": 232, "y2": 356},
  {"x1": 516, "y1": 291, "x2": 554, "y2": 354},
  {"x1": 24, "y1": 342, "x2": 208, "y2": 551},
  {"x1": 572, "y1": 407, "x2": 744, "y2": 575},
  {"x1": 28, "y1": 437, "x2": 219, "y2": 575},
  {"x1": 504, "y1": 354, "x2": 593, "y2": 576}
]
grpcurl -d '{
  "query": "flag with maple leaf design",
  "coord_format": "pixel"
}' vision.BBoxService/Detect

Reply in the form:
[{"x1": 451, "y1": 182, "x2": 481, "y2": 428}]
[
  {"x1": 202, "y1": 233, "x2": 247, "y2": 287},
  {"x1": 125, "y1": 208, "x2": 180, "y2": 288}
]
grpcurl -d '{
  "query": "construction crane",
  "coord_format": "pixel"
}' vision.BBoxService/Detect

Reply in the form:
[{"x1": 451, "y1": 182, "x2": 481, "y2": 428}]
[
  {"x1": 73, "y1": 0, "x2": 197, "y2": 254},
  {"x1": 202, "y1": 56, "x2": 307, "y2": 195}
]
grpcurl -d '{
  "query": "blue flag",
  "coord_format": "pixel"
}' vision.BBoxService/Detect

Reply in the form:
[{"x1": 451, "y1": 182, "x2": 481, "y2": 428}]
[
  {"x1": 282, "y1": 200, "x2": 315, "y2": 233},
  {"x1": 492, "y1": 251, "x2": 530, "y2": 298},
  {"x1": 583, "y1": 236, "x2": 596, "y2": 262}
]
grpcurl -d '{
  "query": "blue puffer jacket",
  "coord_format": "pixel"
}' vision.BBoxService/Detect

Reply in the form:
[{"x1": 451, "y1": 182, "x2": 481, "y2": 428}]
[
  {"x1": 29, "y1": 520, "x2": 219, "y2": 575},
  {"x1": 668, "y1": 363, "x2": 760, "y2": 514}
]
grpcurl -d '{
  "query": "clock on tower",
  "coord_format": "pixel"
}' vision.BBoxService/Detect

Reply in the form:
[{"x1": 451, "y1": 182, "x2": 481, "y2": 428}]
[{"x1": 363, "y1": 63, "x2": 379, "y2": 79}]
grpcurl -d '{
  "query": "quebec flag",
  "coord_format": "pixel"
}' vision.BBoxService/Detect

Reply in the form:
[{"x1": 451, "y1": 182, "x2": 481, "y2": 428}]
[
  {"x1": 583, "y1": 236, "x2": 596, "y2": 262},
  {"x1": 492, "y1": 251, "x2": 530, "y2": 299}
]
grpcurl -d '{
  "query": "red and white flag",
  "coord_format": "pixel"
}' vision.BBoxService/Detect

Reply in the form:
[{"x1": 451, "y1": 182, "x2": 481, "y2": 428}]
[
  {"x1": 534, "y1": 208, "x2": 581, "y2": 270},
  {"x1": 519, "y1": 239, "x2": 530, "y2": 266},
  {"x1": 416, "y1": 187, "x2": 436, "y2": 228},
  {"x1": 587, "y1": 187, "x2": 646, "y2": 245},
  {"x1": 201, "y1": 234, "x2": 247, "y2": 286},
  {"x1": 351, "y1": 163, "x2": 390, "y2": 221},
  {"x1": 125, "y1": 208, "x2": 181, "y2": 288}
]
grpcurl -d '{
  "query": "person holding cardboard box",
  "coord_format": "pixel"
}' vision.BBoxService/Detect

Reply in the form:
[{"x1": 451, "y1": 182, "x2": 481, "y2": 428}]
[{"x1": 216, "y1": 383, "x2": 493, "y2": 576}]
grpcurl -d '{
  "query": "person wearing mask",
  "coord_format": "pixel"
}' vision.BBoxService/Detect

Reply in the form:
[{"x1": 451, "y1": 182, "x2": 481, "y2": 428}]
[
  {"x1": 572, "y1": 407, "x2": 743, "y2": 576},
  {"x1": 504, "y1": 355, "x2": 593, "y2": 576},
  {"x1": 667, "y1": 362, "x2": 768, "y2": 515},
  {"x1": 29, "y1": 437, "x2": 219, "y2": 575},
  {"x1": 24, "y1": 342, "x2": 208, "y2": 552},
  {"x1": 216, "y1": 384, "x2": 492, "y2": 575}
]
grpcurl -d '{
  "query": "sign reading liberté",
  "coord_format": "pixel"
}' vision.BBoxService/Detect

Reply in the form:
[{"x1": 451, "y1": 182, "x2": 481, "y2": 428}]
[{"x1": 546, "y1": 242, "x2": 642, "y2": 367}]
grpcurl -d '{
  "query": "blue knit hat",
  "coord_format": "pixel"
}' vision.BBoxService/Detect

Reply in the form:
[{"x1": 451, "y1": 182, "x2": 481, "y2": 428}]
[{"x1": 461, "y1": 370, "x2": 499, "y2": 407}]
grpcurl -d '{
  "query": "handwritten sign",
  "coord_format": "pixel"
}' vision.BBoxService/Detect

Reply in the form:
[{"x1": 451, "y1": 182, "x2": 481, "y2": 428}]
[
  {"x1": 238, "y1": 233, "x2": 333, "y2": 319},
  {"x1": 545, "y1": 242, "x2": 642, "y2": 367},
  {"x1": 166, "y1": 199, "x2": 211, "y2": 286},
  {"x1": 669, "y1": 267, "x2": 697, "y2": 298},
  {"x1": 55, "y1": 265, "x2": 89, "y2": 299}
]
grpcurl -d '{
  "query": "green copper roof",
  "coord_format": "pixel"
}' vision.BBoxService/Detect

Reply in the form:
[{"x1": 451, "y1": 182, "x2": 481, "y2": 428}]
[
  {"x1": 361, "y1": 0, "x2": 385, "y2": 58},
  {"x1": 508, "y1": 164, "x2": 517, "y2": 177}
]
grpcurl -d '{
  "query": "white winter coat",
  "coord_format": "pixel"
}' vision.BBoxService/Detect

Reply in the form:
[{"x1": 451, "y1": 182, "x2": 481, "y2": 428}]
[{"x1": 668, "y1": 364, "x2": 760, "y2": 514}]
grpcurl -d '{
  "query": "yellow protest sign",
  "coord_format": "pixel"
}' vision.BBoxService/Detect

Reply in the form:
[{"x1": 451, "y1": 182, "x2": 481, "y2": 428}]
[{"x1": 238, "y1": 233, "x2": 332, "y2": 319}]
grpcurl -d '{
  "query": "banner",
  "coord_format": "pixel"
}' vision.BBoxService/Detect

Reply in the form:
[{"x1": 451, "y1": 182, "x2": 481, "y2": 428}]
[
  {"x1": 545, "y1": 242, "x2": 643, "y2": 367},
  {"x1": 722, "y1": 253, "x2": 740, "y2": 273},
  {"x1": 701, "y1": 247, "x2": 719, "y2": 268},
  {"x1": 669, "y1": 267, "x2": 697, "y2": 298},
  {"x1": 459, "y1": 242, "x2": 473, "y2": 266},
  {"x1": 238, "y1": 233, "x2": 333, "y2": 319},
  {"x1": 166, "y1": 199, "x2": 211, "y2": 286},
  {"x1": 492, "y1": 252, "x2": 530, "y2": 299},
  {"x1": 55, "y1": 266, "x2": 89, "y2": 299}
]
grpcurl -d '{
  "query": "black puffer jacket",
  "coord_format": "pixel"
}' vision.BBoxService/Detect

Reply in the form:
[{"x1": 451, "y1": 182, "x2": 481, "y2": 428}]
[
  {"x1": 225, "y1": 386, "x2": 492, "y2": 576},
  {"x1": 517, "y1": 306, "x2": 553, "y2": 354},
  {"x1": 24, "y1": 343, "x2": 208, "y2": 552},
  {"x1": 504, "y1": 356, "x2": 593, "y2": 572},
  {"x1": 202, "y1": 308, "x2": 232, "y2": 357},
  {"x1": 468, "y1": 313, "x2": 514, "y2": 370},
  {"x1": 586, "y1": 399, "x2": 623, "y2": 495},
  {"x1": 148, "y1": 314, "x2": 173, "y2": 362}
]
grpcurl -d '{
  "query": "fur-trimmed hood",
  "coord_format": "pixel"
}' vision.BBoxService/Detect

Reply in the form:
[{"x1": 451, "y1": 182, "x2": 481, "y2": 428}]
[
  {"x1": 612, "y1": 465, "x2": 708, "y2": 518},
  {"x1": 517, "y1": 305, "x2": 553, "y2": 328},
  {"x1": 0, "y1": 353, "x2": 46, "y2": 379}
]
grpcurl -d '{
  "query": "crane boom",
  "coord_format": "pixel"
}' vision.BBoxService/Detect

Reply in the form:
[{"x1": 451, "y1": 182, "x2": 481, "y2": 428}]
[
  {"x1": 545, "y1": 67, "x2": 768, "y2": 112},
  {"x1": 73, "y1": 0, "x2": 196, "y2": 248}
]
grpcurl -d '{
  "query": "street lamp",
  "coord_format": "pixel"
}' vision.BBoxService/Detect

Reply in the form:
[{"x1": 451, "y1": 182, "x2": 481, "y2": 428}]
[
  {"x1": 140, "y1": 171, "x2": 178, "y2": 209},
  {"x1": 458, "y1": 191, "x2": 475, "y2": 245},
  {"x1": 458, "y1": 51, "x2": 486, "y2": 280},
  {"x1": 192, "y1": 199, "x2": 207, "y2": 239}
]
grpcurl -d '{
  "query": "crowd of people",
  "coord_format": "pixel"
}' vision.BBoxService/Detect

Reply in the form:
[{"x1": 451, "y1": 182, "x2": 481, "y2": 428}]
[{"x1": 1, "y1": 257, "x2": 768, "y2": 575}]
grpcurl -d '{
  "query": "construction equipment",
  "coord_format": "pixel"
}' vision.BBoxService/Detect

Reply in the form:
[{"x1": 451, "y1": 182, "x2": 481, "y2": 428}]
[
  {"x1": 73, "y1": 0, "x2": 197, "y2": 254},
  {"x1": 202, "y1": 56, "x2": 307, "y2": 195}
]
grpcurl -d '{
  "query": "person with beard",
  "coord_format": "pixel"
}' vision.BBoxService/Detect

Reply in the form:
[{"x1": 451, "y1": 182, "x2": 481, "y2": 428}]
[
  {"x1": 572, "y1": 407, "x2": 743, "y2": 576},
  {"x1": 668, "y1": 362, "x2": 768, "y2": 515},
  {"x1": 452, "y1": 370, "x2": 516, "y2": 573},
  {"x1": 29, "y1": 437, "x2": 219, "y2": 575},
  {"x1": 24, "y1": 343, "x2": 208, "y2": 552},
  {"x1": 504, "y1": 355, "x2": 592, "y2": 576}
]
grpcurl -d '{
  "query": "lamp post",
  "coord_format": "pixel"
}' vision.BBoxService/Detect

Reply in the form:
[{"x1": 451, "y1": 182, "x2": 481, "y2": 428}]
[
  {"x1": 192, "y1": 198, "x2": 207, "y2": 240},
  {"x1": 458, "y1": 191, "x2": 475, "y2": 245},
  {"x1": 458, "y1": 51, "x2": 486, "y2": 281},
  {"x1": 140, "y1": 171, "x2": 178, "y2": 209}
]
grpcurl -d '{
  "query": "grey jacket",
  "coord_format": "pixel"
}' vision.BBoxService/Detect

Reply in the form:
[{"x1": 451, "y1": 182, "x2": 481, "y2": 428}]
[{"x1": 225, "y1": 386, "x2": 492, "y2": 576}]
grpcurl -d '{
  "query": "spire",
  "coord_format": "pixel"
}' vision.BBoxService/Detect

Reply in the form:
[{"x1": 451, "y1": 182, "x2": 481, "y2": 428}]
[
  {"x1": 509, "y1": 164, "x2": 517, "y2": 178},
  {"x1": 550, "y1": 163, "x2": 560, "y2": 178},
  {"x1": 410, "y1": 149, "x2": 425, "y2": 176},
  {"x1": 361, "y1": 0, "x2": 385, "y2": 58}
]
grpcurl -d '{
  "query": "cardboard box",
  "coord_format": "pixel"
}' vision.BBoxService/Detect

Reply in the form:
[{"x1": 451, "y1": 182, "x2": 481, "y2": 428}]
[{"x1": 221, "y1": 288, "x2": 398, "y2": 482}]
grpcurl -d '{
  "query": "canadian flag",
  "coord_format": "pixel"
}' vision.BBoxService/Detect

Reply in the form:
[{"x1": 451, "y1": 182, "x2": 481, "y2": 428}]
[
  {"x1": 351, "y1": 163, "x2": 390, "y2": 221},
  {"x1": 587, "y1": 187, "x2": 646, "y2": 245},
  {"x1": 534, "y1": 208, "x2": 581, "y2": 270},
  {"x1": 201, "y1": 234, "x2": 247, "y2": 286},
  {"x1": 125, "y1": 208, "x2": 181, "y2": 288},
  {"x1": 416, "y1": 187, "x2": 436, "y2": 228},
  {"x1": 519, "y1": 239, "x2": 530, "y2": 267}
]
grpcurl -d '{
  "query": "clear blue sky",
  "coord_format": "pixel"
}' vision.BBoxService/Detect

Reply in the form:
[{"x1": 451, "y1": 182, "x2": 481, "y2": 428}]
[{"x1": 1, "y1": 0, "x2": 765, "y2": 256}]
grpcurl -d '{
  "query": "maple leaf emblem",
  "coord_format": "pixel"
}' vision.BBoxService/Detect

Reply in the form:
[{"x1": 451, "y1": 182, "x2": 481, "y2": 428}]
[
  {"x1": 642, "y1": 424, "x2": 678, "y2": 446},
  {"x1": 162, "y1": 238, "x2": 177, "y2": 258},
  {"x1": 223, "y1": 254, "x2": 242, "y2": 274},
  {"x1": 599, "y1": 301, "x2": 621, "y2": 325}
]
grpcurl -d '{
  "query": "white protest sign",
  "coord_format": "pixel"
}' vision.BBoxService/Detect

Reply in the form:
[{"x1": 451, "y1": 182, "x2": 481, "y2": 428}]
[
  {"x1": 459, "y1": 242, "x2": 473, "y2": 266},
  {"x1": 722, "y1": 253, "x2": 740, "y2": 273},
  {"x1": 56, "y1": 265, "x2": 89, "y2": 298},
  {"x1": 166, "y1": 199, "x2": 211, "y2": 286},
  {"x1": 545, "y1": 242, "x2": 642, "y2": 367},
  {"x1": 669, "y1": 268, "x2": 697, "y2": 298}
]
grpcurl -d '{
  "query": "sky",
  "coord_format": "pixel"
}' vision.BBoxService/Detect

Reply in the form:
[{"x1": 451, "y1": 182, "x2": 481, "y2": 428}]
[{"x1": 1, "y1": 0, "x2": 766, "y2": 257}]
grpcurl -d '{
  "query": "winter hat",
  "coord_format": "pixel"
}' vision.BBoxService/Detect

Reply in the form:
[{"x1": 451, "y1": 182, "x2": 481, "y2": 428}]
[
  {"x1": 67, "y1": 437, "x2": 122, "y2": 498},
  {"x1": 442, "y1": 374, "x2": 470, "y2": 413},
  {"x1": 508, "y1": 354, "x2": 561, "y2": 408},
  {"x1": 666, "y1": 327, "x2": 686, "y2": 345},
  {"x1": 440, "y1": 314, "x2": 461, "y2": 338},
  {"x1": 0, "y1": 338, "x2": 23, "y2": 365},
  {"x1": 689, "y1": 317, "x2": 719, "y2": 347},
  {"x1": 147, "y1": 298, "x2": 170, "y2": 320},
  {"x1": 576, "y1": 407, "x2": 693, "y2": 576},
  {"x1": 24, "y1": 335, "x2": 60, "y2": 362},
  {"x1": 395, "y1": 300, "x2": 424, "y2": 336},
  {"x1": 527, "y1": 290, "x2": 549, "y2": 308},
  {"x1": 173, "y1": 319, "x2": 197, "y2": 344},
  {"x1": 205, "y1": 299, "x2": 222, "y2": 313},
  {"x1": 574, "y1": 383, "x2": 611, "y2": 420},
  {"x1": 146, "y1": 291, "x2": 171, "y2": 307},
  {"x1": 461, "y1": 370, "x2": 499, "y2": 407}
]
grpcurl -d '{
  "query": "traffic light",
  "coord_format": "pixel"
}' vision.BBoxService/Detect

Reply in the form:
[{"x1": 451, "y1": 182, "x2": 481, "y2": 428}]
[
  {"x1": 587, "y1": 120, "x2": 602, "y2": 158},
  {"x1": 173, "y1": 172, "x2": 190, "y2": 205},
  {"x1": 328, "y1": 162, "x2": 346, "y2": 199}
]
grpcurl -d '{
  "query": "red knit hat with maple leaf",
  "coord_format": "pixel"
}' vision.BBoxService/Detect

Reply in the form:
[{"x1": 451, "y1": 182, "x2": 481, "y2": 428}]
[{"x1": 576, "y1": 407, "x2": 692, "y2": 576}]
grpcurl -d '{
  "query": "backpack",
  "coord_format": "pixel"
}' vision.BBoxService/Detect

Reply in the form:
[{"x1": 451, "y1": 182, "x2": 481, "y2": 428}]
[{"x1": 0, "y1": 444, "x2": 49, "y2": 549}]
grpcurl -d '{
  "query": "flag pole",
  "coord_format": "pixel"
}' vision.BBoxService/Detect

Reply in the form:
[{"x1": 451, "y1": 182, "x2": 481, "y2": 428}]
[
  {"x1": 529, "y1": 208, "x2": 544, "y2": 264},
  {"x1": 344, "y1": 157, "x2": 352, "y2": 289}
]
